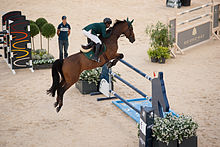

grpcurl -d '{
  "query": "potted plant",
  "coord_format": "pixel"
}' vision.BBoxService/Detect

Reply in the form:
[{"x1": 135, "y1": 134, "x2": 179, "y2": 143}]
[
  {"x1": 146, "y1": 21, "x2": 174, "y2": 63},
  {"x1": 156, "y1": 46, "x2": 170, "y2": 64},
  {"x1": 32, "y1": 49, "x2": 55, "y2": 70},
  {"x1": 76, "y1": 68, "x2": 102, "y2": 94},
  {"x1": 29, "y1": 20, "x2": 39, "y2": 51},
  {"x1": 36, "y1": 18, "x2": 48, "y2": 49},
  {"x1": 152, "y1": 113, "x2": 198, "y2": 147},
  {"x1": 147, "y1": 48, "x2": 158, "y2": 63},
  {"x1": 41, "y1": 23, "x2": 56, "y2": 54},
  {"x1": 76, "y1": 67, "x2": 119, "y2": 94}
]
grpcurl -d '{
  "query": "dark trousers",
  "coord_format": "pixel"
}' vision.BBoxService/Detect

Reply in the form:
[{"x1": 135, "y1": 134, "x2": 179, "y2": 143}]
[{"x1": 58, "y1": 39, "x2": 69, "y2": 60}]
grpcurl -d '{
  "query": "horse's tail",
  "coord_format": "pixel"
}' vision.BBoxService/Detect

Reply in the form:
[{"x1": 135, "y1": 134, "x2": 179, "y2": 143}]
[{"x1": 47, "y1": 59, "x2": 64, "y2": 97}]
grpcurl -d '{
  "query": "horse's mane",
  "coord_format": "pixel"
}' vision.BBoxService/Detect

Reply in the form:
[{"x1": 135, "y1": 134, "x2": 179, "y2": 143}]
[
  {"x1": 106, "y1": 19, "x2": 126, "y2": 33},
  {"x1": 113, "y1": 19, "x2": 126, "y2": 28}
]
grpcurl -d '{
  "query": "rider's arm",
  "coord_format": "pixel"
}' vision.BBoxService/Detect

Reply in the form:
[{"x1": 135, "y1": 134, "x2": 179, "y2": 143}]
[{"x1": 101, "y1": 26, "x2": 111, "y2": 38}]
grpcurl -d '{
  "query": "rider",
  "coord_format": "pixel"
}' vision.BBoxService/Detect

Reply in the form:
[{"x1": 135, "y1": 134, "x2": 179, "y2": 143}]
[{"x1": 82, "y1": 18, "x2": 112, "y2": 62}]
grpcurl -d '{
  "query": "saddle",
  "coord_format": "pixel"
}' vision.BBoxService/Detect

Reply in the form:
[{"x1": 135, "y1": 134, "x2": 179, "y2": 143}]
[{"x1": 80, "y1": 42, "x2": 106, "y2": 60}]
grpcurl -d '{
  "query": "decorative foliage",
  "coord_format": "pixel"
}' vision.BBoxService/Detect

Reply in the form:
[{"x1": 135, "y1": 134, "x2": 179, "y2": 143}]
[
  {"x1": 41, "y1": 23, "x2": 56, "y2": 38},
  {"x1": 156, "y1": 46, "x2": 170, "y2": 59},
  {"x1": 79, "y1": 68, "x2": 102, "y2": 86},
  {"x1": 41, "y1": 23, "x2": 56, "y2": 54},
  {"x1": 152, "y1": 113, "x2": 198, "y2": 145},
  {"x1": 32, "y1": 49, "x2": 55, "y2": 65},
  {"x1": 29, "y1": 20, "x2": 39, "y2": 51},
  {"x1": 36, "y1": 18, "x2": 48, "y2": 49},
  {"x1": 146, "y1": 21, "x2": 174, "y2": 48},
  {"x1": 36, "y1": 18, "x2": 48, "y2": 32},
  {"x1": 30, "y1": 22, "x2": 39, "y2": 37},
  {"x1": 147, "y1": 48, "x2": 158, "y2": 58},
  {"x1": 146, "y1": 22, "x2": 173, "y2": 62},
  {"x1": 147, "y1": 46, "x2": 170, "y2": 61}
]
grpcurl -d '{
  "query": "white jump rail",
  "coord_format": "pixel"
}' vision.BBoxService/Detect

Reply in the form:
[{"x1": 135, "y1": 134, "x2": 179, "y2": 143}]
[{"x1": 169, "y1": 1, "x2": 220, "y2": 56}]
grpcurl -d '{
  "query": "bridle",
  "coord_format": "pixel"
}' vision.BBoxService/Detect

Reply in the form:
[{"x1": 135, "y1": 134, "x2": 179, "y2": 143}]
[{"x1": 120, "y1": 23, "x2": 133, "y2": 40}]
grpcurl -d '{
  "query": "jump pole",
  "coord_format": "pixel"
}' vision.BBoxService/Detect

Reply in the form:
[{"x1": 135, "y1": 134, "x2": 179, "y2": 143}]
[
  {"x1": 119, "y1": 59, "x2": 152, "y2": 81},
  {"x1": 97, "y1": 59, "x2": 152, "y2": 101},
  {"x1": 110, "y1": 90, "x2": 140, "y2": 114},
  {"x1": 110, "y1": 71, "x2": 150, "y2": 100}
]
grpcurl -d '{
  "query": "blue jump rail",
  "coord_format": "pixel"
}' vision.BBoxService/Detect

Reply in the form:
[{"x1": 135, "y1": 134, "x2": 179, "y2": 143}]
[
  {"x1": 110, "y1": 90, "x2": 140, "y2": 114},
  {"x1": 111, "y1": 71, "x2": 150, "y2": 100},
  {"x1": 119, "y1": 59, "x2": 152, "y2": 81}
]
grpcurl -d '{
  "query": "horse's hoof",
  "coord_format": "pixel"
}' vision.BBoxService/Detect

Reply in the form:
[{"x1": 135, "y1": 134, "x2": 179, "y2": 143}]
[
  {"x1": 54, "y1": 102, "x2": 58, "y2": 108},
  {"x1": 107, "y1": 62, "x2": 112, "y2": 68},
  {"x1": 56, "y1": 107, "x2": 61, "y2": 113}
]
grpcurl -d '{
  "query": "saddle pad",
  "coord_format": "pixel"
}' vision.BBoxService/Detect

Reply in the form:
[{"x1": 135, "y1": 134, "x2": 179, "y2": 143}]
[{"x1": 83, "y1": 44, "x2": 106, "y2": 60}]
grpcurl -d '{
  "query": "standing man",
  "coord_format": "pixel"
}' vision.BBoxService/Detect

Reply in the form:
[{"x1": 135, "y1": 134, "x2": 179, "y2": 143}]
[{"x1": 57, "y1": 16, "x2": 71, "y2": 59}]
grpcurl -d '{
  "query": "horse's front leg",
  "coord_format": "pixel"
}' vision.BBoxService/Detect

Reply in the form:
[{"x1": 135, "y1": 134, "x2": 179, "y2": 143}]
[{"x1": 107, "y1": 53, "x2": 124, "y2": 68}]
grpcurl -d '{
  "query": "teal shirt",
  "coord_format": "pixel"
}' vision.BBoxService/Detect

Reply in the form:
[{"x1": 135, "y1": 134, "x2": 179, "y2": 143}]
[{"x1": 83, "y1": 22, "x2": 110, "y2": 38}]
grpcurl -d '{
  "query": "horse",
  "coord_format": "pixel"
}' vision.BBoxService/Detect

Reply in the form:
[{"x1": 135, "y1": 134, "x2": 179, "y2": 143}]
[{"x1": 47, "y1": 19, "x2": 135, "y2": 112}]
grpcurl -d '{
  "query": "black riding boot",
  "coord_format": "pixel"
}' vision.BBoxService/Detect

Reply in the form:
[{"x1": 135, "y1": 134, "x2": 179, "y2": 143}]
[
  {"x1": 92, "y1": 43, "x2": 101, "y2": 62},
  {"x1": 81, "y1": 41, "x2": 94, "y2": 49}
]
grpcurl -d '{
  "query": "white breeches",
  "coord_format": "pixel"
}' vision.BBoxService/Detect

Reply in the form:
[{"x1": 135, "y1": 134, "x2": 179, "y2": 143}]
[{"x1": 82, "y1": 29, "x2": 102, "y2": 44}]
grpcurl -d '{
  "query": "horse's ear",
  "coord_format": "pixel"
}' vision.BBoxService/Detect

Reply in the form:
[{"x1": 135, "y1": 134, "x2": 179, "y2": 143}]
[{"x1": 131, "y1": 19, "x2": 134, "y2": 24}]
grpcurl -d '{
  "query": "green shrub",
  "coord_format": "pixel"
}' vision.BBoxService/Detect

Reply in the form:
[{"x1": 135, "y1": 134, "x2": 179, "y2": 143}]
[
  {"x1": 36, "y1": 18, "x2": 48, "y2": 32},
  {"x1": 29, "y1": 20, "x2": 35, "y2": 24},
  {"x1": 147, "y1": 48, "x2": 158, "y2": 58},
  {"x1": 146, "y1": 21, "x2": 174, "y2": 48},
  {"x1": 30, "y1": 22, "x2": 39, "y2": 51},
  {"x1": 156, "y1": 46, "x2": 170, "y2": 59},
  {"x1": 41, "y1": 23, "x2": 56, "y2": 54},
  {"x1": 152, "y1": 113, "x2": 198, "y2": 145},
  {"x1": 36, "y1": 18, "x2": 48, "y2": 49},
  {"x1": 79, "y1": 68, "x2": 102, "y2": 86}
]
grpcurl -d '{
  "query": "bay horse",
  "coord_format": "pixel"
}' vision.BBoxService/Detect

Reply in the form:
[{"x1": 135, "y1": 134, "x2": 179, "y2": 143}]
[{"x1": 47, "y1": 19, "x2": 135, "y2": 112}]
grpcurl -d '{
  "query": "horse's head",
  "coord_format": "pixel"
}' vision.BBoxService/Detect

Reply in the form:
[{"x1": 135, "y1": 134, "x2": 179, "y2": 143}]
[{"x1": 123, "y1": 18, "x2": 135, "y2": 43}]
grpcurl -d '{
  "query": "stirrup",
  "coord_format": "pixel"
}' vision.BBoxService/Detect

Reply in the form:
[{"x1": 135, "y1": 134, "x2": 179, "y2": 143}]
[
  {"x1": 81, "y1": 42, "x2": 94, "y2": 49},
  {"x1": 91, "y1": 55, "x2": 100, "y2": 62}
]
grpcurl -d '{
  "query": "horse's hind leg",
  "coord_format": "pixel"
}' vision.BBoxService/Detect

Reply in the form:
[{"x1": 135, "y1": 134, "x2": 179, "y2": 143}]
[
  {"x1": 54, "y1": 79, "x2": 65, "y2": 108},
  {"x1": 56, "y1": 82, "x2": 72, "y2": 113}
]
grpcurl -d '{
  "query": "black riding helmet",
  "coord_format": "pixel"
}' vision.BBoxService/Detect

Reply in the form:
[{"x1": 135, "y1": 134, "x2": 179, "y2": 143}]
[{"x1": 103, "y1": 18, "x2": 112, "y2": 24}]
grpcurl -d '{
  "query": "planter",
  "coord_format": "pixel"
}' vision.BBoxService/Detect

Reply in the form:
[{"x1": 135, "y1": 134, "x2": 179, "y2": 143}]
[
  {"x1": 151, "y1": 57, "x2": 158, "y2": 63},
  {"x1": 158, "y1": 58, "x2": 166, "y2": 64},
  {"x1": 33, "y1": 63, "x2": 53, "y2": 70},
  {"x1": 180, "y1": 0, "x2": 191, "y2": 6},
  {"x1": 178, "y1": 136, "x2": 197, "y2": 147},
  {"x1": 75, "y1": 80, "x2": 99, "y2": 94},
  {"x1": 153, "y1": 139, "x2": 177, "y2": 147}
]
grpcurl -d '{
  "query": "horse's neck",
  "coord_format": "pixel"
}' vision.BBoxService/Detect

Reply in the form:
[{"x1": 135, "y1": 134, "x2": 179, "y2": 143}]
[
  {"x1": 103, "y1": 24, "x2": 124, "y2": 47},
  {"x1": 110, "y1": 25, "x2": 124, "y2": 41}
]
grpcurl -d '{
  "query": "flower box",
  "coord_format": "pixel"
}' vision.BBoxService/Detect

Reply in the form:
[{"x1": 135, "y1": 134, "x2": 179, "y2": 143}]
[
  {"x1": 33, "y1": 63, "x2": 53, "y2": 70},
  {"x1": 75, "y1": 80, "x2": 99, "y2": 94},
  {"x1": 178, "y1": 136, "x2": 197, "y2": 147},
  {"x1": 153, "y1": 139, "x2": 177, "y2": 147}
]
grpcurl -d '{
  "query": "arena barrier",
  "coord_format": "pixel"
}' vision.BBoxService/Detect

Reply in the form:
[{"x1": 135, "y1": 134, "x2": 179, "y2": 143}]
[
  {"x1": 97, "y1": 59, "x2": 177, "y2": 123},
  {"x1": 169, "y1": 2, "x2": 220, "y2": 55},
  {"x1": 0, "y1": 11, "x2": 33, "y2": 74}
]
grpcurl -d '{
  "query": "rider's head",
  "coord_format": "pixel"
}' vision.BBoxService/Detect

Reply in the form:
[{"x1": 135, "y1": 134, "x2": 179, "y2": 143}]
[
  {"x1": 62, "y1": 16, "x2": 67, "y2": 24},
  {"x1": 103, "y1": 18, "x2": 112, "y2": 28}
]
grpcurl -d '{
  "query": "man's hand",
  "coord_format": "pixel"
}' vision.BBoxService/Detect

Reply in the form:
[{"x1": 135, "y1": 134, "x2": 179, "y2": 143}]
[
  {"x1": 57, "y1": 29, "x2": 60, "y2": 36},
  {"x1": 68, "y1": 29, "x2": 71, "y2": 36}
]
